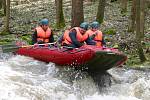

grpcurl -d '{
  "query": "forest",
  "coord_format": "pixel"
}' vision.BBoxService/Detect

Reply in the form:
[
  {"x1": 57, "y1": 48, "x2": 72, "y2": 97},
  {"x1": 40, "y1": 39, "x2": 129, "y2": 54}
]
[{"x1": 0, "y1": 0, "x2": 150, "y2": 67}]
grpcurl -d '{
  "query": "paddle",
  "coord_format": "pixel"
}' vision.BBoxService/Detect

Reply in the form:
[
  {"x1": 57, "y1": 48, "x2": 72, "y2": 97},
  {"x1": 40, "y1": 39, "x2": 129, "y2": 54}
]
[{"x1": 0, "y1": 42, "x2": 57, "y2": 53}]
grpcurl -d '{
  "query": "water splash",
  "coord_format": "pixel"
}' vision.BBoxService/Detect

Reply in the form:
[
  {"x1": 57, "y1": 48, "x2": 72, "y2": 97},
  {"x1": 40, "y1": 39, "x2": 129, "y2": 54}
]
[{"x1": 0, "y1": 55, "x2": 149, "y2": 100}]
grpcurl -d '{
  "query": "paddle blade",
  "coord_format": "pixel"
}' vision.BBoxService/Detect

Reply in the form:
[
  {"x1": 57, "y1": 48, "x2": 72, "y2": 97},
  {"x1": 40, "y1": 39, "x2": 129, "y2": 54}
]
[{"x1": 0, "y1": 44, "x2": 19, "y2": 53}]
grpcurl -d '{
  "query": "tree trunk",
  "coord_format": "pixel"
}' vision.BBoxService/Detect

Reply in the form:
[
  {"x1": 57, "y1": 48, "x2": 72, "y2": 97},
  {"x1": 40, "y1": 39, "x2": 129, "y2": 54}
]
[
  {"x1": 111, "y1": 0, "x2": 117, "y2": 2},
  {"x1": 4, "y1": 0, "x2": 10, "y2": 32},
  {"x1": 121, "y1": 0, "x2": 127, "y2": 14},
  {"x1": 0, "y1": 0, "x2": 2, "y2": 9},
  {"x1": 140, "y1": 0, "x2": 145, "y2": 39},
  {"x1": 146, "y1": 0, "x2": 150, "y2": 8},
  {"x1": 96, "y1": 0, "x2": 106, "y2": 24},
  {"x1": 55, "y1": 0, "x2": 65, "y2": 29},
  {"x1": 88, "y1": 0, "x2": 97, "y2": 2},
  {"x1": 128, "y1": 0, "x2": 136, "y2": 32},
  {"x1": 71, "y1": 0, "x2": 84, "y2": 27},
  {"x1": 3, "y1": 0, "x2": 6, "y2": 15},
  {"x1": 135, "y1": 0, "x2": 146, "y2": 62}
]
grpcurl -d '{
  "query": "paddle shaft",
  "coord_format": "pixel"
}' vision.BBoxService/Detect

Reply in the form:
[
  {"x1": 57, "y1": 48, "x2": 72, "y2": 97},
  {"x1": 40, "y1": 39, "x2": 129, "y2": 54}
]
[{"x1": 0, "y1": 42, "x2": 56, "y2": 53}]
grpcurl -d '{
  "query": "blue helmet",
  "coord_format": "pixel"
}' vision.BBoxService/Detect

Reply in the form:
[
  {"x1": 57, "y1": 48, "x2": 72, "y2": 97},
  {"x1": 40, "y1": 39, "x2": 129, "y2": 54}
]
[
  {"x1": 40, "y1": 18, "x2": 49, "y2": 25},
  {"x1": 91, "y1": 21, "x2": 100, "y2": 29},
  {"x1": 80, "y1": 22, "x2": 89, "y2": 30}
]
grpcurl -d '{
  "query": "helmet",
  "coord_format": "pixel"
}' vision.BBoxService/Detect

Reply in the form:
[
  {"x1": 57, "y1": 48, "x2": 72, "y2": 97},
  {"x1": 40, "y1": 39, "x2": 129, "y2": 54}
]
[
  {"x1": 80, "y1": 22, "x2": 89, "y2": 30},
  {"x1": 91, "y1": 21, "x2": 100, "y2": 29},
  {"x1": 40, "y1": 18, "x2": 49, "y2": 25}
]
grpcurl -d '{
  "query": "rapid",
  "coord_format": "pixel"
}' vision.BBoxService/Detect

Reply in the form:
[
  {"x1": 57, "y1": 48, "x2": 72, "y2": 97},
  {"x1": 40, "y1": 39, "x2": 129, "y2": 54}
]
[{"x1": 0, "y1": 53, "x2": 150, "y2": 100}]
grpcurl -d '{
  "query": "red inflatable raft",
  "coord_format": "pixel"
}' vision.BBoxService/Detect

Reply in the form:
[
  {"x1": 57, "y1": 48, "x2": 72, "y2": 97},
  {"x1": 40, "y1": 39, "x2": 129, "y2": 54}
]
[{"x1": 15, "y1": 45, "x2": 127, "y2": 71}]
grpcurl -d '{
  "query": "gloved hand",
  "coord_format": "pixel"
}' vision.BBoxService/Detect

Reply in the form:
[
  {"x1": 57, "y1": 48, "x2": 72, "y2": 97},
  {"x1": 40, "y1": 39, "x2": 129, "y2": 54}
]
[
  {"x1": 53, "y1": 41, "x2": 57, "y2": 45},
  {"x1": 54, "y1": 42, "x2": 61, "y2": 47},
  {"x1": 37, "y1": 40, "x2": 44, "y2": 44},
  {"x1": 90, "y1": 34, "x2": 96, "y2": 40},
  {"x1": 78, "y1": 42, "x2": 85, "y2": 47},
  {"x1": 44, "y1": 43, "x2": 49, "y2": 47},
  {"x1": 102, "y1": 45, "x2": 107, "y2": 49},
  {"x1": 33, "y1": 43, "x2": 39, "y2": 47}
]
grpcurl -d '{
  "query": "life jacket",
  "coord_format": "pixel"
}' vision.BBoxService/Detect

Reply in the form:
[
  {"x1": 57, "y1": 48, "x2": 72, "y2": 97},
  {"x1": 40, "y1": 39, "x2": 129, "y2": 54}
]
[
  {"x1": 61, "y1": 30, "x2": 70, "y2": 45},
  {"x1": 36, "y1": 26, "x2": 51, "y2": 43},
  {"x1": 84, "y1": 29, "x2": 103, "y2": 47},
  {"x1": 63, "y1": 27, "x2": 83, "y2": 45}
]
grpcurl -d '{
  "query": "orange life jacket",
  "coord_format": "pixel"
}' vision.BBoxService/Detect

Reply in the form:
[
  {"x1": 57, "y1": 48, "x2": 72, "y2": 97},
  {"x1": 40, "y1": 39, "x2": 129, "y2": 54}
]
[
  {"x1": 84, "y1": 29, "x2": 103, "y2": 47},
  {"x1": 63, "y1": 27, "x2": 83, "y2": 45},
  {"x1": 36, "y1": 26, "x2": 52, "y2": 43},
  {"x1": 61, "y1": 30, "x2": 70, "y2": 45}
]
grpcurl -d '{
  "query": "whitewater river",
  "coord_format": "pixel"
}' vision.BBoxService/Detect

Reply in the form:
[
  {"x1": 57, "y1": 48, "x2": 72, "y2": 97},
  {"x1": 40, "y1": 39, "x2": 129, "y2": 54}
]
[{"x1": 0, "y1": 53, "x2": 150, "y2": 100}]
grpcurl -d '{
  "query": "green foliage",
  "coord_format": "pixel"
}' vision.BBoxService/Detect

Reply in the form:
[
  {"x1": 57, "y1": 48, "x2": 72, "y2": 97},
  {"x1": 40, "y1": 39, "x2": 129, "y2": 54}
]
[
  {"x1": 104, "y1": 28, "x2": 116, "y2": 35},
  {"x1": 113, "y1": 43, "x2": 119, "y2": 48},
  {"x1": 55, "y1": 22, "x2": 65, "y2": 29},
  {"x1": 104, "y1": 36, "x2": 112, "y2": 42},
  {"x1": 0, "y1": 11, "x2": 4, "y2": 17},
  {"x1": 96, "y1": 19, "x2": 103, "y2": 24},
  {"x1": 0, "y1": 41, "x2": 8, "y2": 45},
  {"x1": 121, "y1": 11, "x2": 127, "y2": 17},
  {"x1": 126, "y1": 51, "x2": 150, "y2": 67},
  {"x1": 0, "y1": 38, "x2": 13, "y2": 45},
  {"x1": 144, "y1": 41, "x2": 150, "y2": 47},
  {"x1": 0, "y1": 31, "x2": 10, "y2": 35},
  {"x1": 126, "y1": 54, "x2": 141, "y2": 66},
  {"x1": 145, "y1": 33, "x2": 150, "y2": 38},
  {"x1": 21, "y1": 34, "x2": 32, "y2": 45},
  {"x1": 144, "y1": 34, "x2": 150, "y2": 47},
  {"x1": 147, "y1": 3, "x2": 150, "y2": 9}
]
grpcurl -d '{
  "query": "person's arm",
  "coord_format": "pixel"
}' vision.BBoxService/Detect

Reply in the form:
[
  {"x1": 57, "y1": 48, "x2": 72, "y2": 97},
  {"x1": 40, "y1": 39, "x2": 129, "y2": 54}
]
[
  {"x1": 89, "y1": 34, "x2": 96, "y2": 40},
  {"x1": 69, "y1": 30, "x2": 83, "y2": 47},
  {"x1": 58, "y1": 34, "x2": 64, "y2": 44},
  {"x1": 102, "y1": 35, "x2": 106, "y2": 46},
  {"x1": 85, "y1": 35, "x2": 96, "y2": 45},
  {"x1": 49, "y1": 30, "x2": 54, "y2": 43},
  {"x1": 89, "y1": 31, "x2": 98, "y2": 40},
  {"x1": 32, "y1": 30, "x2": 37, "y2": 44}
]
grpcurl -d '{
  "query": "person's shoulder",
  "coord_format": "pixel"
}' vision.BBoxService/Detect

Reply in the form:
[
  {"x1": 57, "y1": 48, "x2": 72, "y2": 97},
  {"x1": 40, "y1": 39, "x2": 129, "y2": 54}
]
[
  {"x1": 84, "y1": 29, "x2": 91, "y2": 35},
  {"x1": 86, "y1": 29, "x2": 92, "y2": 32},
  {"x1": 97, "y1": 30, "x2": 102, "y2": 32},
  {"x1": 34, "y1": 27, "x2": 38, "y2": 32},
  {"x1": 70, "y1": 29, "x2": 76, "y2": 33}
]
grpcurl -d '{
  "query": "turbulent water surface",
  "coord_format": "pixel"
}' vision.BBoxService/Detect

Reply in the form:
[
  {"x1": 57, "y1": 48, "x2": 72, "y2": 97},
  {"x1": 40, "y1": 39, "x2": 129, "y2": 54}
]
[{"x1": 0, "y1": 53, "x2": 150, "y2": 100}]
